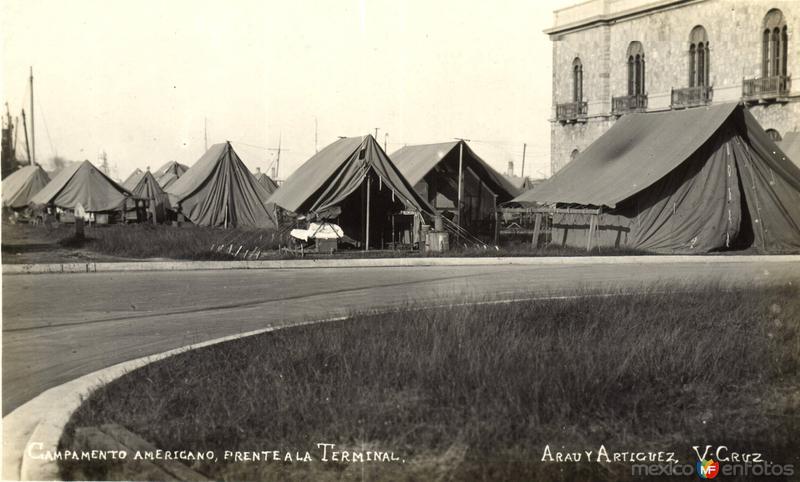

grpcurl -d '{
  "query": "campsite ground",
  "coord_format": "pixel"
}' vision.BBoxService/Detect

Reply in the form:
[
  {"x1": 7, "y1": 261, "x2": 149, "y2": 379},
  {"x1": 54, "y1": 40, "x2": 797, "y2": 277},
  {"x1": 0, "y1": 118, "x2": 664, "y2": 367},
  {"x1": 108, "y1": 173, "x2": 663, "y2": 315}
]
[{"x1": 0, "y1": 222, "x2": 788, "y2": 265}]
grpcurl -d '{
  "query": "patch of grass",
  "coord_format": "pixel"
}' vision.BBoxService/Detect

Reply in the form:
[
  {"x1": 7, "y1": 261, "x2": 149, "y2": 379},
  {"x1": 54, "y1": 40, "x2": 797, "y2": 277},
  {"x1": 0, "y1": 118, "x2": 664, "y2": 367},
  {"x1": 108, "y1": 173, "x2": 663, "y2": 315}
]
[
  {"x1": 59, "y1": 283, "x2": 800, "y2": 481},
  {"x1": 3, "y1": 222, "x2": 652, "y2": 263}
]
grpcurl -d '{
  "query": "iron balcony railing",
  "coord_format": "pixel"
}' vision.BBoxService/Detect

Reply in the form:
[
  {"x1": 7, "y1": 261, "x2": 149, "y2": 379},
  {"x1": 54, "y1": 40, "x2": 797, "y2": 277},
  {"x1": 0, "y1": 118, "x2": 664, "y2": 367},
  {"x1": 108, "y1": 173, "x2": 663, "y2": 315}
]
[
  {"x1": 742, "y1": 75, "x2": 790, "y2": 99},
  {"x1": 612, "y1": 94, "x2": 648, "y2": 115},
  {"x1": 556, "y1": 101, "x2": 588, "y2": 122},
  {"x1": 671, "y1": 85, "x2": 713, "y2": 108}
]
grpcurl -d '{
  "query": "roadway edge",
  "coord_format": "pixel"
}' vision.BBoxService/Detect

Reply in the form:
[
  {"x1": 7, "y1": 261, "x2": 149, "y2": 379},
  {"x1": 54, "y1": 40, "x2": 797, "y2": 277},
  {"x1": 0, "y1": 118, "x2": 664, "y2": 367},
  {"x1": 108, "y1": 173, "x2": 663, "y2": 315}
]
[
  {"x1": 4, "y1": 254, "x2": 800, "y2": 275},
  {"x1": 1, "y1": 318, "x2": 338, "y2": 481}
]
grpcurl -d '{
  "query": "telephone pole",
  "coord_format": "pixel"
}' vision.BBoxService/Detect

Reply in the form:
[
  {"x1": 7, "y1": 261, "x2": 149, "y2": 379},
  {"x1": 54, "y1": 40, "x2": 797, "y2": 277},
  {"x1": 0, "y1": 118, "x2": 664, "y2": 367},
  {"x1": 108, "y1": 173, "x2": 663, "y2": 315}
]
[
  {"x1": 521, "y1": 143, "x2": 527, "y2": 179},
  {"x1": 30, "y1": 67, "x2": 35, "y2": 164}
]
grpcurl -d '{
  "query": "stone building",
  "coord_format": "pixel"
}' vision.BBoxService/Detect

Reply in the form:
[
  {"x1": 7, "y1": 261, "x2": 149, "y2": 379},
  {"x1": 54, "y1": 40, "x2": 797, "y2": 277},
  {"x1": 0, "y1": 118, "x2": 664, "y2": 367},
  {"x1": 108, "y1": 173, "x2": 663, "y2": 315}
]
[{"x1": 547, "y1": 0, "x2": 799, "y2": 174}]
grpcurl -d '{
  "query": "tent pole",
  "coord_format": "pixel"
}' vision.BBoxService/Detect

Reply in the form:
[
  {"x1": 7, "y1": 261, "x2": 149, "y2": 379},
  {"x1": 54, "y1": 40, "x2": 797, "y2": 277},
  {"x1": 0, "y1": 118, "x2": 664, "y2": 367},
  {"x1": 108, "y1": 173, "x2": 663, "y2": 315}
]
[
  {"x1": 365, "y1": 174, "x2": 371, "y2": 251},
  {"x1": 457, "y1": 141, "x2": 464, "y2": 227}
]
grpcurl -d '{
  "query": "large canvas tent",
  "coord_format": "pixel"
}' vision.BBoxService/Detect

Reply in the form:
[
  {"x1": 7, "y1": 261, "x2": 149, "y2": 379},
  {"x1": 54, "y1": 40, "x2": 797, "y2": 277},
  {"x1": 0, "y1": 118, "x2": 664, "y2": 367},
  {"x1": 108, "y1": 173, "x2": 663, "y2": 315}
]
[
  {"x1": 128, "y1": 169, "x2": 171, "y2": 223},
  {"x1": 269, "y1": 135, "x2": 434, "y2": 248},
  {"x1": 391, "y1": 141, "x2": 520, "y2": 233},
  {"x1": 511, "y1": 103, "x2": 800, "y2": 253},
  {"x1": 154, "y1": 161, "x2": 189, "y2": 189},
  {"x1": 2, "y1": 165, "x2": 50, "y2": 209},
  {"x1": 778, "y1": 132, "x2": 800, "y2": 169},
  {"x1": 165, "y1": 142, "x2": 276, "y2": 228},
  {"x1": 30, "y1": 160, "x2": 131, "y2": 212}
]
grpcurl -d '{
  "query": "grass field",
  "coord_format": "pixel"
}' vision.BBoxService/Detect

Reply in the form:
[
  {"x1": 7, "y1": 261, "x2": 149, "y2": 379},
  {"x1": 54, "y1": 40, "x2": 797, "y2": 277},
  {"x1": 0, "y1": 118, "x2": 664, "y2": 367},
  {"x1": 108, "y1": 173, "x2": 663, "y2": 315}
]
[
  {"x1": 1, "y1": 222, "x2": 651, "y2": 264},
  {"x1": 58, "y1": 283, "x2": 800, "y2": 481}
]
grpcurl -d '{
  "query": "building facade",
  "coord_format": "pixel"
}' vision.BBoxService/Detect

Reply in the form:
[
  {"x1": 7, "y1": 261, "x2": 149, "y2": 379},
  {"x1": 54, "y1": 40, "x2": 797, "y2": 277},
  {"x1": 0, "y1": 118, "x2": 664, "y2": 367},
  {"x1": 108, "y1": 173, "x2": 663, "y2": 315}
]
[{"x1": 547, "y1": 0, "x2": 799, "y2": 174}]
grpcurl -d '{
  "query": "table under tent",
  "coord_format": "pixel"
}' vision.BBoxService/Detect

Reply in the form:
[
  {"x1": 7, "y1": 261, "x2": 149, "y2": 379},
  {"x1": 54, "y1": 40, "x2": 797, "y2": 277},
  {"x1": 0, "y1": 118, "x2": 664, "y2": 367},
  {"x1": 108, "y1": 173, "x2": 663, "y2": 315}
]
[
  {"x1": 267, "y1": 134, "x2": 435, "y2": 251},
  {"x1": 505, "y1": 103, "x2": 800, "y2": 253}
]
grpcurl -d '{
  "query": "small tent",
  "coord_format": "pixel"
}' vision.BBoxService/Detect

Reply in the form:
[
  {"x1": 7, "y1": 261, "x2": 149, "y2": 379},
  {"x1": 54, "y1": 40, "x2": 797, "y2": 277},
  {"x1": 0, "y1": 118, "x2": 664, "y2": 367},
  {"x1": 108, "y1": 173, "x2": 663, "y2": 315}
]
[
  {"x1": 2, "y1": 165, "x2": 51, "y2": 209},
  {"x1": 165, "y1": 142, "x2": 276, "y2": 228},
  {"x1": 391, "y1": 141, "x2": 520, "y2": 234},
  {"x1": 269, "y1": 135, "x2": 434, "y2": 248},
  {"x1": 30, "y1": 160, "x2": 131, "y2": 213},
  {"x1": 122, "y1": 168, "x2": 144, "y2": 191},
  {"x1": 254, "y1": 168, "x2": 279, "y2": 194},
  {"x1": 777, "y1": 132, "x2": 800, "y2": 169},
  {"x1": 154, "y1": 161, "x2": 189, "y2": 188},
  {"x1": 129, "y1": 169, "x2": 171, "y2": 223},
  {"x1": 511, "y1": 103, "x2": 800, "y2": 253}
]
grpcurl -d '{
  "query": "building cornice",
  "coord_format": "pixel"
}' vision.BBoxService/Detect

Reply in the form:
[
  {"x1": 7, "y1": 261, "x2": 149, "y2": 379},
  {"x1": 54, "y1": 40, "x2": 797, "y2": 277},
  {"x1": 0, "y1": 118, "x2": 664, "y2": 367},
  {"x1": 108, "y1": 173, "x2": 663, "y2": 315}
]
[{"x1": 544, "y1": 0, "x2": 706, "y2": 37}]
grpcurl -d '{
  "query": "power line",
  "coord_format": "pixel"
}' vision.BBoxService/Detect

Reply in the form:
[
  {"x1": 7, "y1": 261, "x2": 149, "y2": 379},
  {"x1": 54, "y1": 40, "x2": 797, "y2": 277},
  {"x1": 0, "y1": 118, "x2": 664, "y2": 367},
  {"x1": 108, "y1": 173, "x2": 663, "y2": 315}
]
[{"x1": 36, "y1": 95, "x2": 57, "y2": 159}]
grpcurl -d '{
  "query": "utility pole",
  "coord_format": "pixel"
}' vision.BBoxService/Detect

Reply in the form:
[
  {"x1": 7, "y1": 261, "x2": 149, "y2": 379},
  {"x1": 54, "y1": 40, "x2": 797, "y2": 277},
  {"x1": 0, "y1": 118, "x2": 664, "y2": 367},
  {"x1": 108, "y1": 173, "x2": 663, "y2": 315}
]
[
  {"x1": 384, "y1": 132, "x2": 388, "y2": 152},
  {"x1": 521, "y1": 143, "x2": 527, "y2": 179},
  {"x1": 21, "y1": 109, "x2": 31, "y2": 164},
  {"x1": 374, "y1": 127, "x2": 379, "y2": 139},
  {"x1": 99, "y1": 150, "x2": 109, "y2": 174},
  {"x1": 30, "y1": 67, "x2": 35, "y2": 164},
  {"x1": 276, "y1": 134, "x2": 281, "y2": 180},
  {"x1": 454, "y1": 137, "x2": 471, "y2": 227}
]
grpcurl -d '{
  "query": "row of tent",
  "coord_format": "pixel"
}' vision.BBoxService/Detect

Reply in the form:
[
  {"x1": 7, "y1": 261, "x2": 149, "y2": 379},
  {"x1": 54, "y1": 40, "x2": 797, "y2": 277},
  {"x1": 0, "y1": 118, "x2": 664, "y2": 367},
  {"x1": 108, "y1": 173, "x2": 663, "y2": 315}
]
[
  {"x1": 4, "y1": 102, "x2": 799, "y2": 252},
  {"x1": 2, "y1": 135, "x2": 523, "y2": 245}
]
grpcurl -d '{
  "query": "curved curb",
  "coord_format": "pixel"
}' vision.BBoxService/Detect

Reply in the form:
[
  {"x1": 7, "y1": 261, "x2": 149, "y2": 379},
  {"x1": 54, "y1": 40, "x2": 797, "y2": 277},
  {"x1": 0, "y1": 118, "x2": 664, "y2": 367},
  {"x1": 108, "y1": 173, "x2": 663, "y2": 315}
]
[
  {"x1": 2, "y1": 317, "x2": 341, "y2": 481},
  {"x1": 5, "y1": 254, "x2": 800, "y2": 276}
]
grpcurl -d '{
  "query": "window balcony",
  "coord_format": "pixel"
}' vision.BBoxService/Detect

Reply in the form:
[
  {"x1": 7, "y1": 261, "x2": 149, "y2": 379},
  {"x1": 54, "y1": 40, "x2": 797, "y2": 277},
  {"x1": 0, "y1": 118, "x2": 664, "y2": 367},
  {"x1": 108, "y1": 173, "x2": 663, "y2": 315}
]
[
  {"x1": 612, "y1": 94, "x2": 648, "y2": 115},
  {"x1": 556, "y1": 101, "x2": 588, "y2": 123},
  {"x1": 671, "y1": 85, "x2": 713, "y2": 109},
  {"x1": 742, "y1": 75, "x2": 790, "y2": 101}
]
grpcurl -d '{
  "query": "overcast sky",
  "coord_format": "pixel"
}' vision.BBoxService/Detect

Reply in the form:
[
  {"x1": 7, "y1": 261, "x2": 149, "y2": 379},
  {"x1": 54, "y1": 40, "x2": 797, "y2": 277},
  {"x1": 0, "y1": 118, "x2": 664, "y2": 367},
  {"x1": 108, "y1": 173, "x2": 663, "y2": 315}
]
[{"x1": 2, "y1": 0, "x2": 574, "y2": 182}]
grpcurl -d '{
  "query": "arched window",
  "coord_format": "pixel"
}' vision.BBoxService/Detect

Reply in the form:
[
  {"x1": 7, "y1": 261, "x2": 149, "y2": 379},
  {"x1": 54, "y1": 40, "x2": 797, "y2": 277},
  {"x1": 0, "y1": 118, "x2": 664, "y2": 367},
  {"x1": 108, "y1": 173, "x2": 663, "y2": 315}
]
[
  {"x1": 689, "y1": 26, "x2": 709, "y2": 87},
  {"x1": 762, "y1": 9, "x2": 787, "y2": 77},
  {"x1": 572, "y1": 57, "x2": 583, "y2": 103},
  {"x1": 570, "y1": 149, "x2": 580, "y2": 162},
  {"x1": 626, "y1": 41, "x2": 645, "y2": 96},
  {"x1": 765, "y1": 129, "x2": 782, "y2": 141}
]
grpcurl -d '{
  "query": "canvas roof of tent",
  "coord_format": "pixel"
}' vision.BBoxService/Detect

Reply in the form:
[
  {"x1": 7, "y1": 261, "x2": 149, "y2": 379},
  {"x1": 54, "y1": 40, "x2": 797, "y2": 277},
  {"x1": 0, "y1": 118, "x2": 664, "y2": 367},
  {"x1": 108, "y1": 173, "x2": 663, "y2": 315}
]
[
  {"x1": 165, "y1": 142, "x2": 275, "y2": 227},
  {"x1": 255, "y1": 172, "x2": 279, "y2": 194},
  {"x1": 2, "y1": 165, "x2": 51, "y2": 208},
  {"x1": 130, "y1": 170, "x2": 171, "y2": 207},
  {"x1": 122, "y1": 169, "x2": 144, "y2": 191},
  {"x1": 513, "y1": 103, "x2": 748, "y2": 208},
  {"x1": 509, "y1": 103, "x2": 800, "y2": 251},
  {"x1": 157, "y1": 171, "x2": 178, "y2": 189},
  {"x1": 154, "y1": 161, "x2": 189, "y2": 179},
  {"x1": 778, "y1": 132, "x2": 800, "y2": 169},
  {"x1": 268, "y1": 135, "x2": 434, "y2": 216},
  {"x1": 29, "y1": 160, "x2": 131, "y2": 211},
  {"x1": 390, "y1": 141, "x2": 521, "y2": 202}
]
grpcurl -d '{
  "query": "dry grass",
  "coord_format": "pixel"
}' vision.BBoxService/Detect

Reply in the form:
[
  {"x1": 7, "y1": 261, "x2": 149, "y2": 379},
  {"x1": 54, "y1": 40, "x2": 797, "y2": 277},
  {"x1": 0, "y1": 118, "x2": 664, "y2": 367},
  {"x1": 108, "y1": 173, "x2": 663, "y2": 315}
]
[
  {"x1": 59, "y1": 283, "x2": 800, "y2": 481},
  {"x1": 3, "y1": 222, "x2": 650, "y2": 263}
]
